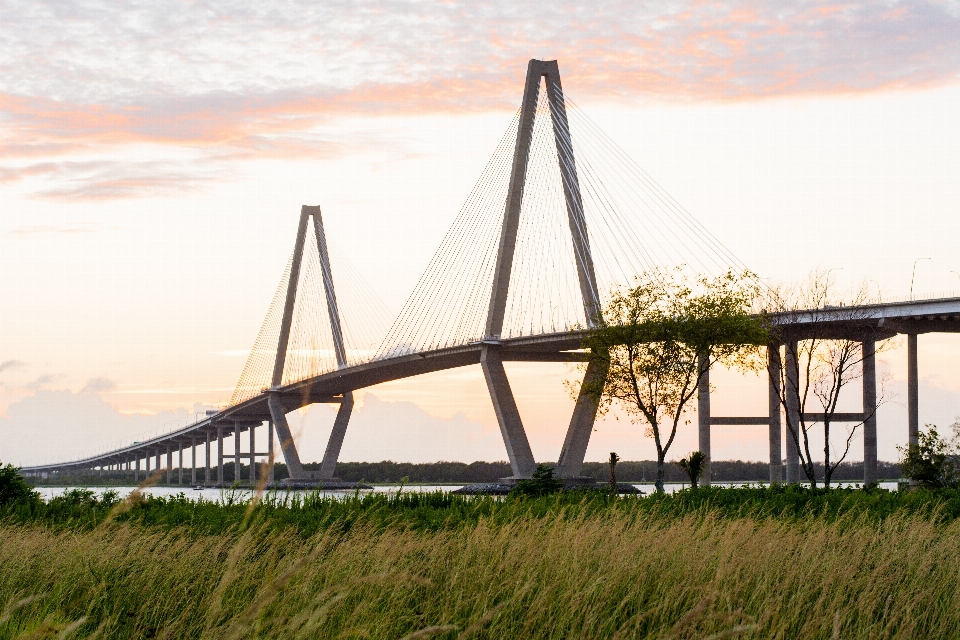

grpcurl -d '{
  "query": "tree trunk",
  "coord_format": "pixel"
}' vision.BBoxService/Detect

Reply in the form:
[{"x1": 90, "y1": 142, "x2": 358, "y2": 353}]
[{"x1": 655, "y1": 452, "x2": 666, "y2": 493}]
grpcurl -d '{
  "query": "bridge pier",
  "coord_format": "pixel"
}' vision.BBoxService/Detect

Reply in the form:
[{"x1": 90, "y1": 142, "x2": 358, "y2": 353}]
[
  {"x1": 556, "y1": 360, "x2": 606, "y2": 479},
  {"x1": 166, "y1": 445, "x2": 172, "y2": 484},
  {"x1": 481, "y1": 345, "x2": 537, "y2": 479},
  {"x1": 250, "y1": 422, "x2": 256, "y2": 484},
  {"x1": 319, "y1": 393, "x2": 354, "y2": 480},
  {"x1": 205, "y1": 431, "x2": 211, "y2": 485},
  {"x1": 768, "y1": 346, "x2": 783, "y2": 484},
  {"x1": 178, "y1": 445, "x2": 183, "y2": 485},
  {"x1": 268, "y1": 421, "x2": 275, "y2": 482},
  {"x1": 191, "y1": 436, "x2": 197, "y2": 485},
  {"x1": 234, "y1": 421, "x2": 241, "y2": 483},
  {"x1": 907, "y1": 333, "x2": 919, "y2": 447},
  {"x1": 697, "y1": 354, "x2": 712, "y2": 487},
  {"x1": 784, "y1": 341, "x2": 801, "y2": 483},
  {"x1": 268, "y1": 394, "x2": 308, "y2": 480},
  {"x1": 863, "y1": 338, "x2": 878, "y2": 487},
  {"x1": 217, "y1": 426, "x2": 224, "y2": 486},
  {"x1": 135, "y1": 456, "x2": 140, "y2": 482}
]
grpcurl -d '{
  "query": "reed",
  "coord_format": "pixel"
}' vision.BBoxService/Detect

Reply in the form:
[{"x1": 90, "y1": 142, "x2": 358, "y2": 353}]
[{"x1": 2, "y1": 489, "x2": 960, "y2": 638}]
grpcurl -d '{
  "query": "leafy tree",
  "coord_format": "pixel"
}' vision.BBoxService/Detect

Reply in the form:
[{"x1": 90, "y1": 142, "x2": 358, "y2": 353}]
[
  {"x1": 579, "y1": 269, "x2": 768, "y2": 493},
  {"x1": 676, "y1": 451, "x2": 708, "y2": 489},
  {"x1": 511, "y1": 464, "x2": 563, "y2": 497},
  {"x1": 0, "y1": 462, "x2": 39, "y2": 506},
  {"x1": 898, "y1": 425, "x2": 960, "y2": 488}
]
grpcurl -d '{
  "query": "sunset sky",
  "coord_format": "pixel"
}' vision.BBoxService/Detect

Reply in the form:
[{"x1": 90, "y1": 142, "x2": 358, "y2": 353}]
[{"x1": 2, "y1": 1, "x2": 960, "y2": 467}]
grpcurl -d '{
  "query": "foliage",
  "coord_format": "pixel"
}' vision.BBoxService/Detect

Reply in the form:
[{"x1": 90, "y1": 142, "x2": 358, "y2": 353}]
[
  {"x1": 676, "y1": 451, "x2": 708, "y2": 489},
  {"x1": 769, "y1": 269, "x2": 893, "y2": 488},
  {"x1": 3, "y1": 488, "x2": 960, "y2": 638},
  {"x1": 510, "y1": 464, "x2": 563, "y2": 497},
  {"x1": 898, "y1": 425, "x2": 960, "y2": 489},
  {"x1": 579, "y1": 268, "x2": 767, "y2": 492},
  {"x1": 0, "y1": 463, "x2": 38, "y2": 507},
  {"x1": 608, "y1": 452, "x2": 620, "y2": 494}
]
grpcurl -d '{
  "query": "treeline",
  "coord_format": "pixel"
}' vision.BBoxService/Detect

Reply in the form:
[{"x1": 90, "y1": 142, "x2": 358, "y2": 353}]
[{"x1": 28, "y1": 460, "x2": 903, "y2": 486}]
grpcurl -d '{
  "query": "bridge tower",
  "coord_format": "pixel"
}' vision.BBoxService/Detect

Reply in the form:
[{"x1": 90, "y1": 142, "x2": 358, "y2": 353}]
[
  {"x1": 268, "y1": 205, "x2": 354, "y2": 482},
  {"x1": 483, "y1": 59, "x2": 604, "y2": 480}
]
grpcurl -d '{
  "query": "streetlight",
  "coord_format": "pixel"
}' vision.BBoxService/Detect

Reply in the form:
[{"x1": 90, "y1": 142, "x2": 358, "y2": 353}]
[{"x1": 911, "y1": 258, "x2": 931, "y2": 300}]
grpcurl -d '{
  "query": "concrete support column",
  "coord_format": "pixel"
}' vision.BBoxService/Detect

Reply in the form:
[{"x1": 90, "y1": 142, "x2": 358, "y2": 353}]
[
  {"x1": 862, "y1": 338, "x2": 878, "y2": 487},
  {"x1": 697, "y1": 353, "x2": 711, "y2": 487},
  {"x1": 907, "y1": 333, "x2": 919, "y2": 447},
  {"x1": 480, "y1": 344, "x2": 536, "y2": 479},
  {"x1": 191, "y1": 437, "x2": 197, "y2": 485},
  {"x1": 156, "y1": 450, "x2": 162, "y2": 479},
  {"x1": 768, "y1": 345, "x2": 783, "y2": 484},
  {"x1": 146, "y1": 452, "x2": 151, "y2": 475},
  {"x1": 205, "y1": 431, "x2": 211, "y2": 485},
  {"x1": 556, "y1": 360, "x2": 607, "y2": 479},
  {"x1": 249, "y1": 423, "x2": 257, "y2": 484},
  {"x1": 135, "y1": 456, "x2": 140, "y2": 482},
  {"x1": 217, "y1": 427, "x2": 224, "y2": 486},
  {"x1": 178, "y1": 445, "x2": 183, "y2": 485},
  {"x1": 785, "y1": 340, "x2": 801, "y2": 484},
  {"x1": 166, "y1": 445, "x2": 172, "y2": 484},
  {"x1": 268, "y1": 421, "x2": 275, "y2": 483},
  {"x1": 268, "y1": 394, "x2": 307, "y2": 480},
  {"x1": 319, "y1": 394, "x2": 354, "y2": 480},
  {"x1": 234, "y1": 422, "x2": 241, "y2": 484}
]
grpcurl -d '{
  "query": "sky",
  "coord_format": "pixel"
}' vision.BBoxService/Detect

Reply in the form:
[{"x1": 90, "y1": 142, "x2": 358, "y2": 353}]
[{"x1": 2, "y1": 0, "x2": 960, "y2": 468}]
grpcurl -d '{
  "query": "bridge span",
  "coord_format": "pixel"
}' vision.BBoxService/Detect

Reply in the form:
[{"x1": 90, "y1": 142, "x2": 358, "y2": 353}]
[{"x1": 19, "y1": 59, "x2": 960, "y2": 487}]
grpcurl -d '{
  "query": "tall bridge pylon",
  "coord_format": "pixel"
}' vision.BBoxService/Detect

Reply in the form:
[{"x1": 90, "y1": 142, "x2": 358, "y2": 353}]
[
  {"x1": 482, "y1": 59, "x2": 603, "y2": 480},
  {"x1": 267, "y1": 206, "x2": 355, "y2": 481}
]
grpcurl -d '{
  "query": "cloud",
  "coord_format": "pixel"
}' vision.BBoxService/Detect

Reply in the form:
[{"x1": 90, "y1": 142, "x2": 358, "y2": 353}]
[
  {"x1": 2, "y1": 1, "x2": 959, "y2": 199},
  {"x1": 0, "y1": 389, "x2": 187, "y2": 466},
  {"x1": 81, "y1": 377, "x2": 116, "y2": 394},
  {"x1": 289, "y1": 393, "x2": 506, "y2": 463},
  {"x1": 24, "y1": 373, "x2": 65, "y2": 391},
  {"x1": 3, "y1": 223, "x2": 98, "y2": 238},
  {"x1": 0, "y1": 360, "x2": 26, "y2": 373}
]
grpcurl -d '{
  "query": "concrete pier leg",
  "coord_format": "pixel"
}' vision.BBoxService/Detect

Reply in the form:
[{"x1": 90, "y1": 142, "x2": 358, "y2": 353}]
[
  {"x1": 166, "y1": 446, "x2": 172, "y2": 484},
  {"x1": 268, "y1": 394, "x2": 307, "y2": 480},
  {"x1": 191, "y1": 437, "x2": 197, "y2": 485},
  {"x1": 268, "y1": 421, "x2": 275, "y2": 483},
  {"x1": 156, "y1": 450, "x2": 162, "y2": 479},
  {"x1": 908, "y1": 333, "x2": 919, "y2": 447},
  {"x1": 785, "y1": 340, "x2": 801, "y2": 484},
  {"x1": 768, "y1": 346, "x2": 783, "y2": 484},
  {"x1": 178, "y1": 446, "x2": 183, "y2": 485},
  {"x1": 217, "y1": 427, "x2": 224, "y2": 486},
  {"x1": 234, "y1": 422, "x2": 241, "y2": 484},
  {"x1": 481, "y1": 344, "x2": 537, "y2": 479},
  {"x1": 205, "y1": 432, "x2": 211, "y2": 485},
  {"x1": 319, "y1": 393, "x2": 354, "y2": 480},
  {"x1": 697, "y1": 353, "x2": 712, "y2": 487},
  {"x1": 135, "y1": 456, "x2": 140, "y2": 482},
  {"x1": 146, "y1": 452, "x2": 151, "y2": 475},
  {"x1": 556, "y1": 360, "x2": 606, "y2": 479},
  {"x1": 249, "y1": 423, "x2": 256, "y2": 484},
  {"x1": 862, "y1": 338, "x2": 878, "y2": 487}
]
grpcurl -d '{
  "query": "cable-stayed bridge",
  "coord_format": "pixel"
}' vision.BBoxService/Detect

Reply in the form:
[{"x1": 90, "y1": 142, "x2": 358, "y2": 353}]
[{"x1": 21, "y1": 60, "x2": 960, "y2": 487}]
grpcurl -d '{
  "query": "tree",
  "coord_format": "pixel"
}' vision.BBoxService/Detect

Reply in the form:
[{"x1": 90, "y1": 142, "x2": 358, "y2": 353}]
[
  {"x1": 769, "y1": 270, "x2": 892, "y2": 488},
  {"x1": 676, "y1": 451, "x2": 708, "y2": 489},
  {"x1": 0, "y1": 462, "x2": 38, "y2": 506},
  {"x1": 511, "y1": 464, "x2": 563, "y2": 497},
  {"x1": 897, "y1": 424, "x2": 960, "y2": 488},
  {"x1": 608, "y1": 452, "x2": 620, "y2": 494},
  {"x1": 579, "y1": 269, "x2": 768, "y2": 493}
]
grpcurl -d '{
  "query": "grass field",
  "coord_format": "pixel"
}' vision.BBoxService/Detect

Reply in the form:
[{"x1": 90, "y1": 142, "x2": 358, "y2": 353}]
[{"x1": 2, "y1": 487, "x2": 960, "y2": 639}]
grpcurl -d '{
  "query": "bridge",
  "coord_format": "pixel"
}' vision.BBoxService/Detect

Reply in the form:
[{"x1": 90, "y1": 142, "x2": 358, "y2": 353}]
[{"x1": 20, "y1": 60, "x2": 960, "y2": 487}]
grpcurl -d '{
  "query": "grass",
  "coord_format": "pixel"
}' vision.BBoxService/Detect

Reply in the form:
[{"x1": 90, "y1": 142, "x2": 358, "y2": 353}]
[{"x1": 2, "y1": 487, "x2": 960, "y2": 638}]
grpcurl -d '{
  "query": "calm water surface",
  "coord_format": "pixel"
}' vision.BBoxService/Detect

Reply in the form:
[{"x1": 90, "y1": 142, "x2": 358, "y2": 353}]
[{"x1": 35, "y1": 481, "x2": 898, "y2": 502}]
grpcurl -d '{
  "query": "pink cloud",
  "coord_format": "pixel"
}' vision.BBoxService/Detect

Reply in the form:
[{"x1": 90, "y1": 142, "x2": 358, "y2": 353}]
[{"x1": 2, "y1": 0, "x2": 959, "y2": 199}]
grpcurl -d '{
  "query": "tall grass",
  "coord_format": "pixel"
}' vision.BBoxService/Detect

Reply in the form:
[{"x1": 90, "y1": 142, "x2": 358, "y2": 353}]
[{"x1": 2, "y1": 488, "x2": 960, "y2": 638}]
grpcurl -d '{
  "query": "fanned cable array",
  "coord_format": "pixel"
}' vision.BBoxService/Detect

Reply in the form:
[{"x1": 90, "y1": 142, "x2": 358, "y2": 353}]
[
  {"x1": 375, "y1": 112, "x2": 521, "y2": 358},
  {"x1": 230, "y1": 232, "x2": 393, "y2": 405},
  {"x1": 374, "y1": 78, "x2": 752, "y2": 359}
]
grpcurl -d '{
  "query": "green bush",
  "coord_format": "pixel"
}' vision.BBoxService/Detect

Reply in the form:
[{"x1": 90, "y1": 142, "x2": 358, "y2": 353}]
[
  {"x1": 510, "y1": 464, "x2": 563, "y2": 497},
  {"x1": 898, "y1": 426, "x2": 960, "y2": 488},
  {"x1": 0, "y1": 463, "x2": 38, "y2": 506}
]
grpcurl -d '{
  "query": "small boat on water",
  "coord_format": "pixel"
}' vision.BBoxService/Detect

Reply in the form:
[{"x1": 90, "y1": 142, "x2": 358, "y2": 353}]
[{"x1": 193, "y1": 486, "x2": 204, "y2": 491}]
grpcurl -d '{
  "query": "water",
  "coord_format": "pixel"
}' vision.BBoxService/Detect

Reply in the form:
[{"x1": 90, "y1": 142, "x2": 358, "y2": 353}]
[{"x1": 34, "y1": 480, "x2": 899, "y2": 502}]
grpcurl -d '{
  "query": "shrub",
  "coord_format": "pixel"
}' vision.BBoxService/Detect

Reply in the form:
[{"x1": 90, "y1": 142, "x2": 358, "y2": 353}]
[
  {"x1": 898, "y1": 426, "x2": 960, "y2": 489},
  {"x1": 511, "y1": 464, "x2": 563, "y2": 497},
  {"x1": 0, "y1": 462, "x2": 39, "y2": 506}
]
